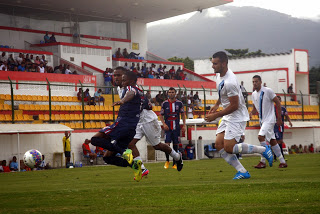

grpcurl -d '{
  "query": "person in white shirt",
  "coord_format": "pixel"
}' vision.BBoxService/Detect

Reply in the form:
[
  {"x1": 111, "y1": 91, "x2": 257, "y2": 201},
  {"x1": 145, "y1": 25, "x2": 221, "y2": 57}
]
[
  {"x1": 205, "y1": 51, "x2": 273, "y2": 180},
  {"x1": 250, "y1": 75, "x2": 287, "y2": 168},
  {"x1": 0, "y1": 52, "x2": 8, "y2": 63},
  {"x1": 65, "y1": 65, "x2": 72, "y2": 74},
  {"x1": 37, "y1": 62, "x2": 45, "y2": 73},
  {"x1": 15, "y1": 53, "x2": 23, "y2": 65}
]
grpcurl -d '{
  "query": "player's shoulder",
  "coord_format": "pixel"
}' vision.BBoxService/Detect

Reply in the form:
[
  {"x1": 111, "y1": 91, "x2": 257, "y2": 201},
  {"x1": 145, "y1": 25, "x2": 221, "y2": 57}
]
[
  {"x1": 263, "y1": 87, "x2": 274, "y2": 93},
  {"x1": 175, "y1": 99, "x2": 183, "y2": 104}
]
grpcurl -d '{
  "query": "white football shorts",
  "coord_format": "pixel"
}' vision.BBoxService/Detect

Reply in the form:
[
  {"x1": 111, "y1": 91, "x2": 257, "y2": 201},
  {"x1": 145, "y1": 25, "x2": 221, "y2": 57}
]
[
  {"x1": 216, "y1": 120, "x2": 246, "y2": 142},
  {"x1": 258, "y1": 122, "x2": 276, "y2": 142},
  {"x1": 134, "y1": 119, "x2": 161, "y2": 146}
]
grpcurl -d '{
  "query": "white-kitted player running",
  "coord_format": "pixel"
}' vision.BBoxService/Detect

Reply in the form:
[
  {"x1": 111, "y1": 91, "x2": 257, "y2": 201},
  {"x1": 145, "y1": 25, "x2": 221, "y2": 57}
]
[{"x1": 205, "y1": 51, "x2": 273, "y2": 180}]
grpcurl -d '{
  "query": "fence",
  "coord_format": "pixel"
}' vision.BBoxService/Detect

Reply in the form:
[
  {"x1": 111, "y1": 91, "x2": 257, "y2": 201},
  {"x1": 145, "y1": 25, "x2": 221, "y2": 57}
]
[{"x1": 0, "y1": 79, "x2": 319, "y2": 129}]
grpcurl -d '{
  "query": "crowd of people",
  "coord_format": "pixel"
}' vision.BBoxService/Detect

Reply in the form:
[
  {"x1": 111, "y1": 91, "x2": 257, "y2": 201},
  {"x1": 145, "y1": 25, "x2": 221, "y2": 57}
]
[
  {"x1": 289, "y1": 144, "x2": 314, "y2": 154},
  {"x1": 77, "y1": 88, "x2": 105, "y2": 105},
  {"x1": 43, "y1": 31, "x2": 57, "y2": 43},
  {"x1": 0, "y1": 155, "x2": 49, "y2": 173}
]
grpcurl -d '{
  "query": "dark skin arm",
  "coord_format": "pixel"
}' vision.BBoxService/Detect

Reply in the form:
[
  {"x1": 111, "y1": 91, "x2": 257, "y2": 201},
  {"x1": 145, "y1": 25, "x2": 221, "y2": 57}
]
[
  {"x1": 273, "y1": 96, "x2": 283, "y2": 126},
  {"x1": 112, "y1": 91, "x2": 135, "y2": 106}
]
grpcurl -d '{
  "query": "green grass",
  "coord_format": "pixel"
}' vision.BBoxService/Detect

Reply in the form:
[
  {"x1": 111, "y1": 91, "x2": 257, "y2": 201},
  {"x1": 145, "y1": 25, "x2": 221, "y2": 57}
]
[{"x1": 1, "y1": 154, "x2": 320, "y2": 214}]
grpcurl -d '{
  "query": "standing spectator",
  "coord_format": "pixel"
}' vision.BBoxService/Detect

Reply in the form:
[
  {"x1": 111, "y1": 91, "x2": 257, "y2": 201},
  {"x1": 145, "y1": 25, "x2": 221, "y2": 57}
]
[
  {"x1": 94, "y1": 89, "x2": 105, "y2": 106},
  {"x1": 288, "y1": 83, "x2": 295, "y2": 101},
  {"x1": 159, "y1": 87, "x2": 186, "y2": 169},
  {"x1": 155, "y1": 91, "x2": 163, "y2": 105},
  {"x1": 115, "y1": 48, "x2": 123, "y2": 58},
  {"x1": 169, "y1": 66, "x2": 175, "y2": 78},
  {"x1": 50, "y1": 33, "x2": 57, "y2": 43},
  {"x1": 185, "y1": 140, "x2": 195, "y2": 160},
  {"x1": 0, "y1": 160, "x2": 10, "y2": 173},
  {"x1": 82, "y1": 139, "x2": 97, "y2": 165},
  {"x1": 44, "y1": 31, "x2": 50, "y2": 43},
  {"x1": 9, "y1": 156, "x2": 18, "y2": 171},
  {"x1": 62, "y1": 131, "x2": 71, "y2": 168},
  {"x1": 37, "y1": 62, "x2": 45, "y2": 73},
  {"x1": 104, "y1": 68, "x2": 112, "y2": 94},
  {"x1": 193, "y1": 91, "x2": 201, "y2": 110},
  {"x1": 0, "y1": 52, "x2": 7, "y2": 63}
]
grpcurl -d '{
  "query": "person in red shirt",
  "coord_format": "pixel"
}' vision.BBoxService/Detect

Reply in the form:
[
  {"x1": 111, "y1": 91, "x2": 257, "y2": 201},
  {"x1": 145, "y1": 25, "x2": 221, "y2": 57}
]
[
  {"x1": 0, "y1": 160, "x2": 11, "y2": 173},
  {"x1": 82, "y1": 139, "x2": 97, "y2": 165},
  {"x1": 95, "y1": 146, "x2": 105, "y2": 157}
]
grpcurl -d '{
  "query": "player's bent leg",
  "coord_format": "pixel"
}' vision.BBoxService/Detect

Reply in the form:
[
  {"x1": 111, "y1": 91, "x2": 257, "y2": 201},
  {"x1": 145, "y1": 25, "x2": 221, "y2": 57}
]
[
  {"x1": 128, "y1": 138, "x2": 140, "y2": 158},
  {"x1": 164, "y1": 142, "x2": 171, "y2": 169},
  {"x1": 270, "y1": 139, "x2": 287, "y2": 167}
]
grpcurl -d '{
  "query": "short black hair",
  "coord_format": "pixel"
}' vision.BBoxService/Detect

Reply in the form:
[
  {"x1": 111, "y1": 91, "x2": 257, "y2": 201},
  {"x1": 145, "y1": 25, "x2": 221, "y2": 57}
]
[
  {"x1": 124, "y1": 71, "x2": 137, "y2": 83},
  {"x1": 168, "y1": 87, "x2": 176, "y2": 92},
  {"x1": 115, "y1": 66, "x2": 127, "y2": 73},
  {"x1": 212, "y1": 51, "x2": 228, "y2": 64},
  {"x1": 253, "y1": 75, "x2": 262, "y2": 81}
]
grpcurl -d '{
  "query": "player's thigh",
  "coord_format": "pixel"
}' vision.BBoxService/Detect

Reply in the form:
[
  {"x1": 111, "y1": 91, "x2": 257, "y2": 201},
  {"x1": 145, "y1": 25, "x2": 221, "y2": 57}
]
[
  {"x1": 172, "y1": 129, "x2": 180, "y2": 144},
  {"x1": 165, "y1": 130, "x2": 173, "y2": 143},
  {"x1": 142, "y1": 120, "x2": 161, "y2": 146},
  {"x1": 259, "y1": 123, "x2": 275, "y2": 142},
  {"x1": 223, "y1": 121, "x2": 246, "y2": 152}
]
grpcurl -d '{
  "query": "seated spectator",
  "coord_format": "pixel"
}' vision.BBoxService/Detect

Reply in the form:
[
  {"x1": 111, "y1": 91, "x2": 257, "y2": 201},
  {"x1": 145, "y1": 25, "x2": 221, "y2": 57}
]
[
  {"x1": 163, "y1": 66, "x2": 167, "y2": 74},
  {"x1": 37, "y1": 62, "x2": 45, "y2": 73},
  {"x1": 94, "y1": 89, "x2": 105, "y2": 106},
  {"x1": 15, "y1": 53, "x2": 23, "y2": 65},
  {"x1": 309, "y1": 144, "x2": 314, "y2": 153},
  {"x1": 85, "y1": 88, "x2": 94, "y2": 105},
  {"x1": 50, "y1": 33, "x2": 57, "y2": 43},
  {"x1": 13, "y1": 66, "x2": 18, "y2": 71},
  {"x1": 164, "y1": 72, "x2": 170, "y2": 79},
  {"x1": 44, "y1": 31, "x2": 50, "y2": 43},
  {"x1": 30, "y1": 55, "x2": 35, "y2": 64},
  {"x1": 54, "y1": 65, "x2": 63, "y2": 74},
  {"x1": 77, "y1": 88, "x2": 88, "y2": 103},
  {"x1": 82, "y1": 139, "x2": 97, "y2": 165},
  {"x1": 115, "y1": 48, "x2": 123, "y2": 58},
  {"x1": 148, "y1": 71, "x2": 154, "y2": 79},
  {"x1": 40, "y1": 55, "x2": 48, "y2": 65},
  {"x1": 25, "y1": 54, "x2": 31, "y2": 65},
  {"x1": 141, "y1": 65, "x2": 147, "y2": 77},
  {"x1": 65, "y1": 65, "x2": 72, "y2": 74},
  {"x1": 7, "y1": 54, "x2": 16, "y2": 67},
  {"x1": 18, "y1": 62, "x2": 26, "y2": 72},
  {"x1": 20, "y1": 160, "x2": 31, "y2": 172},
  {"x1": 9, "y1": 156, "x2": 18, "y2": 171},
  {"x1": 184, "y1": 74, "x2": 188, "y2": 80},
  {"x1": 123, "y1": 48, "x2": 130, "y2": 58},
  {"x1": 304, "y1": 145, "x2": 309, "y2": 153},
  {"x1": 146, "y1": 90, "x2": 152, "y2": 100},
  {"x1": 0, "y1": 52, "x2": 7, "y2": 63},
  {"x1": 298, "y1": 144, "x2": 303, "y2": 153},
  {"x1": 95, "y1": 146, "x2": 105, "y2": 157},
  {"x1": 185, "y1": 140, "x2": 195, "y2": 160},
  {"x1": 73, "y1": 71, "x2": 78, "y2": 75},
  {"x1": 0, "y1": 62, "x2": 7, "y2": 71},
  {"x1": 38, "y1": 155, "x2": 50, "y2": 170},
  {"x1": 28, "y1": 63, "x2": 37, "y2": 72},
  {"x1": 159, "y1": 72, "x2": 164, "y2": 79},
  {"x1": 0, "y1": 160, "x2": 10, "y2": 173},
  {"x1": 158, "y1": 65, "x2": 163, "y2": 73},
  {"x1": 123, "y1": 62, "x2": 129, "y2": 70},
  {"x1": 34, "y1": 56, "x2": 41, "y2": 65}
]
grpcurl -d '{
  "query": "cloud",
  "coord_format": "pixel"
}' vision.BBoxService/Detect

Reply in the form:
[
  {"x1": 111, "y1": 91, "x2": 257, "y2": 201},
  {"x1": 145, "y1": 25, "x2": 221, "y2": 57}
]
[
  {"x1": 147, "y1": 11, "x2": 197, "y2": 27},
  {"x1": 205, "y1": 7, "x2": 229, "y2": 18}
]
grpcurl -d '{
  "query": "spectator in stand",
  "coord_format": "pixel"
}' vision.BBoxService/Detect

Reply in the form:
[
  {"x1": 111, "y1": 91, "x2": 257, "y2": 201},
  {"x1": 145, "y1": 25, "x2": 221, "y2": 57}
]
[
  {"x1": 0, "y1": 52, "x2": 7, "y2": 63},
  {"x1": 309, "y1": 144, "x2": 314, "y2": 153},
  {"x1": 38, "y1": 155, "x2": 50, "y2": 170},
  {"x1": 169, "y1": 66, "x2": 175, "y2": 78},
  {"x1": 148, "y1": 69, "x2": 154, "y2": 79},
  {"x1": 95, "y1": 146, "x2": 105, "y2": 156},
  {"x1": 158, "y1": 65, "x2": 163, "y2": 73},
  {"x1": 288, "y1": 83, "x2": 295, "y2": 101},
  {"x1": 123, "y1": 48, "x2": 130, "y2": 58},
  {"x1": 77, "y1": 88, "x2": 89, "y2": 104},
  {"x1": 141, "y1": 65, "x2": 147, "y2": 77},
  {"x1": 187, "y1": 105, "x2": 194, "y2": 119},
  {"x1": 40, "y1": 55, "x2": 48, "y2": 65},
  {"x1": 163, "y1": 65, "x2": 167, "y2": 74},
  {"x1": 82, "y1": 139, "x2": 97, "y2": 165},
  {"x1": 164, "y1": 71, "x2": 170, "y2": 79},
  {"x1": 44, "y1": 31, "x2": 50, "y2": 43},
  {"x1": 159, "y1": 71, "x2": 164, "y2": 79},
  {"x1": 9, "y1": 156, "x2": 19, "y2": 171},
  {"x1": 50, "y1": 33, "x2": 57, "y2": 43},
  {"x1": 7, "y1": 54, "x2": 15, "y2": 68},
  {"x1": 136, "y1": 66, "x2": 142, "y2": 77},
  {"x1": 37, "y1": 62, "x2": 45, "y2": 73},
  {"x1": 84, "y1": 88, "x2": 94, "y2": 105},
  {"x1": 130, "y1": 63, "x2": 135, "y2": 71},
  {"x1": 94, "y1": 89, "x2": 105, "y2": 106},
  {"x1": 123, "y1": 62, "x2": 129, "y2": 70},
  {"x1": 193, "y1": 91, "x2": 201, "y2": 110},
  {"x1": 263, "y1": 83, "x2": 267, "y2": 87},
  {"x1": 73, "y1": 70, "x2": 78, "y2": 75},
  {"x1": 15, "y1": 53, "x2": 23, "y2": 65},
  {"x1": 65, "y1": 65, "x2": 72, "y2": 74},
  {"x1": 156, "y1": 91, "x2": 164, "y2": 105},
  {"x1": 18, "y1": 62, "x2": 26, "y2": 72},
  {"x1": 104, "y1": 68, "x2": 112, "y2": 94},
  {"x1": 0, "y1": 62, "x2": 7, "y2": 71},
  {"x1": 115, "y1": 48, "x2": 123, "y2": 58},
  {"x1": 34, "y1": 56, "x2": 41, "y2": 65},
  {"x1": 13, "y1": 66, "x2": 18, "y2": 71},
  {"x1": 54, "y1": 65, "x2": 63, "y2": 74},
  {"x1": 189, "y1": 90, "x2": 194, "y2": 101},
  {"x1": 30, "y1": 55, "x2": 35, "y2": 64},
  {"x1": 146, "y1": 90, "x2": 152, "y2": 100},
  {"x1": 0, "y1": 160, "x2": 10, "y2": 173},
  {"x1": 29, "y1": 63, "x2": 37, "y2": 72}
]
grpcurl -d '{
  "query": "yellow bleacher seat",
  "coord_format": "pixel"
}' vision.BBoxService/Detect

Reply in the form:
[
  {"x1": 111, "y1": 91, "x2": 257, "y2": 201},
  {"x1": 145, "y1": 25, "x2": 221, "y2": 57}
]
[
  {"x1": 84, "y1": 114, "x2": 90, "y2": 120},
  {"x1": 23, "y1": 115, "x2": 31, "y2": 121},
  {"x1": 39, "y1": 114, "x2": 44, "y2": 120},
  {"x1": 42, "y1": 96, "x2": 49, "y2": 101},
  {"x1": 0, "y1": 114, "x2": 5, "y2": 121},
  {"x1": 90, "y1": 106, "x2": 95, "y2": 111},
  {"x1": 28, "y1": 104, "x2": 34, "y2": 110},
  {"x1": 5, "y1": 114, "x2": 12, "y2": 121},
  {"x1": 94, "y1": 114, "x2": 100, "y2": 120},
  {"x1": 60, "y1": 105, "x2": 66, "y2": 111},
  {"x1": 79, "y1": 114, "x2": 83, "y2": 120},
  {"x1": 55, "y1": 105, "x2": 62, "y2": 111},
  {"x1": 64, "y1": 122, "x2": 71, "y2": 128},
  {"x1": 72, "y1": 97, "x2": 78, "y2": 102},
  {"x1": 26, "y1": 95, "x2": 32, "y2": 101},
  {"x1": 57, "y1": 96, "x2": 63, "y2": 102},
  {"x1": 85, "y1": 123, "x2": 92, "y2": 129},
  {"x1": 65, "y1": 114, "x2": 71, "y2": 121},
  {"x1": 3, "y1": 104, "x2": 10, "y2": 110},
  {"x1": 70, "y1": 114, "x2": 75, "y2": 120},
  {"x1": 90, "y1": 114, "x2": 95, "y2": 120},
  {"x1": 66, "y1": 96, "x2": 73, "y2": 102},
  {"x1": 60, "y1": 114, "x2": 66, "y2": 120},
  {"x1": 70, "y1": 122, "x2": 76, "y2": 129},
  {"x1": 100, "y1": 121, "x2": 106, "y2": 128},
  {"x1": 31, "y1": 95, "x2": 38, "y2": 101},
  {"x1": 0, "y1": 94, "x2": 6, "y2": 100},
  {"x1": 65, "y1": 105, "x2": 71, "y2": 111},
  {"x1": 74, "y1": 114, "x2": 80, "y2": 120},
  {"x1": 62, "y1": 96, "x2": 68, "y2": 102},
  {"x1": 90, "y1": 122, "x2": 97, "y2": 128},
  {"x1": 54, "y1": 114, "x2": 61, "y2": 121},
  {"x1": 70, "y1": 105, "x2": 76, "y2": 111},
  {"x1": 4, "y1": 94, "x2": 11, "y2": 100},
  {"x1": 44, "y1": 114, "x2": 49, "y2": 121},
  {"x1": 0, "y1": 104, "x2": 3, "y2": 111},
  {"x1": 75, "y1": 123, "x2": 81, "y2": 129},
  {"x1": 15, "y1": 114, "x2": 23, "y2": 121},
  {"x1": 75, "y1": 105, "x2": 82, "y2": 111},
  {"x1": 51, "y1": 96, "x2": 58, "y2": 101},
  {"x1": 34, "y1": 105, "x2": 40, "y2": 111},
  {"x1": 94, "y1": 105, "x2": 100, "y2": 111},
  {"x1": 18, "y1": 104, "x2": 25, "y2": 110},
  {"x1": 84, "y1": 106, "x2": 90, "y2": 111}
]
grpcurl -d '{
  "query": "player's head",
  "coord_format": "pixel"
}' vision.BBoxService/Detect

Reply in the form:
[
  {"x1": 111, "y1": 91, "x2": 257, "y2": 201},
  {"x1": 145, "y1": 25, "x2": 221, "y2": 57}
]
[
  {"x1": 211, "y1": 51, "x2": 228, "y2": 74},
  {"x1": 168, "y1": 87, "x2": 176, "y2": 100},
  {"x1": 252, "y1": 75, "x2": 262, "y2": 91},
  {"x1": 65, "y1": 131, "x2": 69, "y2": 137},
  {"x1": 122, "y1": 71, "x2": 137, "y2": 87},
  {"x1": 113, "y1": 66, "x2": 126, "y2": 87},
  {"x1": 85, "y1": 139, "x2": 90, "y2": 144}
]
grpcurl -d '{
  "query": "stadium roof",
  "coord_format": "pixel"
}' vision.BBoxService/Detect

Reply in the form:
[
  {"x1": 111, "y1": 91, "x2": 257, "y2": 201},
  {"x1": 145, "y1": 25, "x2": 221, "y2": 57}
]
[
  {"x1": 0, "y1": 124, "x2": 73, "y2": 134},
  {"x1": 0, "y1": 0, "x2": 231, "y2": 23}
]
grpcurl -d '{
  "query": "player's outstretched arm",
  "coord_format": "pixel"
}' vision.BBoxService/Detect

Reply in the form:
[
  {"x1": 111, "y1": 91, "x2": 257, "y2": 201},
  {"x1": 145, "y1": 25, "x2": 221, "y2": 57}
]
[{"x1": 112, "y1": 91, "x2": 135, "y2": 106}]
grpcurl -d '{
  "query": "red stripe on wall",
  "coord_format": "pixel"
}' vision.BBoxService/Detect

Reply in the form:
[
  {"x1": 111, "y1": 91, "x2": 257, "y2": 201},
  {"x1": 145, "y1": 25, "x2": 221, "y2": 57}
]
[
  {"x1": 32, "y1": 42, "x2": 112, "y2": 50},
  {"x1": 0, "y1": 47, "x2": 53, "y2": 55}
]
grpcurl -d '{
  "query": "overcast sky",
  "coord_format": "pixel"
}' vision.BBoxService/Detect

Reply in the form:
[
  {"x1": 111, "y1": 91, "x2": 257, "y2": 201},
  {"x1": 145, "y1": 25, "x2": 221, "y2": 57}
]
[{"x1": 148, "y1": 0, "x2": 320, "y2": 26}]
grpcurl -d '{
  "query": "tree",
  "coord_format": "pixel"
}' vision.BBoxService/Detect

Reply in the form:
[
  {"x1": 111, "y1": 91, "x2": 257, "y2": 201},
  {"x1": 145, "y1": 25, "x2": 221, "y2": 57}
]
[
  {"x1": 309, "y1": 66, "x2": 320, "y2": 94},
  {"x1": 225, "y1": 49, "x2": 266, "y2": 58},
  {"x1": 167, "y1": 56, "x2": 194, "y2": 71}
]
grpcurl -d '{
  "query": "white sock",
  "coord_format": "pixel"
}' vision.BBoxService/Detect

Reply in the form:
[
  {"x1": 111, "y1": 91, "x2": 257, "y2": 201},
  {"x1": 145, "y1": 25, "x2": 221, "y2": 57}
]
[
  {"x1": 219, "y1": 149, "x2": 247, "y2": 173},
  {"x1": 259, "y1": 141, "x2": 267, "y2": 163},
  {"x1": 169, "y1": 149, "x2": 180, "y2": 161},
  {"x1": 134, "y1": 156, "x2": 145, "y2": 170},
  {"x1": 233, "y1": 143, "x2": 266, "y2": 154},
  {"x1": 272, "y1": 144, "x2": 286, "y2": 164}
]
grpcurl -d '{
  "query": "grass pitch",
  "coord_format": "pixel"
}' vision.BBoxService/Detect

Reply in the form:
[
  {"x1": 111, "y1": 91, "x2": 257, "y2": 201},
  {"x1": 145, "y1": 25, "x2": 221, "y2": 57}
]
[{"x1": 0, "y1": 154, "x2": 320, "y2": 214}]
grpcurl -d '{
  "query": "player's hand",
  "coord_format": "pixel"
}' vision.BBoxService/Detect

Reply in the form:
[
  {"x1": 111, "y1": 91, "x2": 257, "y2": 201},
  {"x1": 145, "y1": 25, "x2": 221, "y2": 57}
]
[
  {"x1": 208, "y1": 106, "x2": 216, "y2": 114},
  {"x1": 112, "y1": 101, "x2": 123, "y2": 106},
  {"x1": 163, "y1": 124, "x2": 169, "y2": 131},
  {"x1": 276, "y1": 118, "x2": 283, "y2": 126},
  {"x1": 205, "y1": 113, "x2": 218, "y2": 122}
]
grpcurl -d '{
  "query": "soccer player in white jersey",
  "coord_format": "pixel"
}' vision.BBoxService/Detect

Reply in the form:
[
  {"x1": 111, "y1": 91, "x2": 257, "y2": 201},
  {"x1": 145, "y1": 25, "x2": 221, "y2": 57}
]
[
  {"x1": 250, "y1": 75, "x2": 287, "y2": 168},
  {"x1": 205, "y1": 51, "x2": 273, "y2": 179}
]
